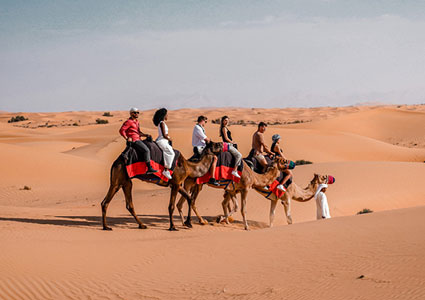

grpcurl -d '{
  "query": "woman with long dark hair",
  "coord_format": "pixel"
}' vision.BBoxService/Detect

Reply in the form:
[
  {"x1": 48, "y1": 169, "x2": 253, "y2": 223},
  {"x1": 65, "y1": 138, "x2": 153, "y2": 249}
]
[
  {"x1": 219, "y1": 116, "x2": 242, "y2": 179},
  {"x1": 153, "y1": 108, "x2": 175, "y2": 180}
]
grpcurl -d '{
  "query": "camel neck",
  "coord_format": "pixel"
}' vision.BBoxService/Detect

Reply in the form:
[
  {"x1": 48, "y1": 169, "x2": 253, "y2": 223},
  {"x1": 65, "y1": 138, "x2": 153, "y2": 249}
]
[{"x1": 290, "y1": 181, "x2": 317, "y2": 202}]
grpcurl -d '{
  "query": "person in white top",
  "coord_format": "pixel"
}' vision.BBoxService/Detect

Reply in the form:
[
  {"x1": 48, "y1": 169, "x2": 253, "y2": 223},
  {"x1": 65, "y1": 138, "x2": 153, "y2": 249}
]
[
  {"x1": 315, "y1": 184, "x2": 331, "y2": 219},
  {"x1": 192, "y1": 116, "x2": 219, "y2": 186},
  {"x1": 153, "y1": 108, "x2": 175, "y2": 180},
  {"x1": 192, "y1": 116, "x2": 209, "y2": 153}
]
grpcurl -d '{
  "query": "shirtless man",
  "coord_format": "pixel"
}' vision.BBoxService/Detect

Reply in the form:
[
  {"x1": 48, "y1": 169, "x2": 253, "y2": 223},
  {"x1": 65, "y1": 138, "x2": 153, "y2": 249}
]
[{"x1": 252, "y1": 122, "x2": 274, "y2": 168}]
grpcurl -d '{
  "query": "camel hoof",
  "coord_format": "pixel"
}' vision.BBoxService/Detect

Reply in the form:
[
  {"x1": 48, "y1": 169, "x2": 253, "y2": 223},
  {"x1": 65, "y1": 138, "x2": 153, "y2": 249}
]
[
  {"x1": 199, "y1": 219, "x2": 208, "y2": 225},
  {"x1": 103, "y1": 226, "x2": 113, "y2": 231},
  {"x1": 138, "y1": 224, "x2": 147, "y2": 229},
  {"x1": 168, "y1": 226, "x2": 178, "y2": 231},
  {"x1": 184, "y1": 220, "x2": 193, "y2": 228}
]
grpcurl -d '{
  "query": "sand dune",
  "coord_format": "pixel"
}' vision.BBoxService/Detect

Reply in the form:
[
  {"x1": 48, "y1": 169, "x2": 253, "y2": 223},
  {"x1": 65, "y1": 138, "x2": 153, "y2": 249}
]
[
  {"x1": 296, "y1": 107, "x2": 425, "y2": 148},
  {"x1": 1, "y1": 105, "x2": 424, "y2": 299},
  {"x1": 0, "y1": 206, "x2": 424, "y2": 299}
]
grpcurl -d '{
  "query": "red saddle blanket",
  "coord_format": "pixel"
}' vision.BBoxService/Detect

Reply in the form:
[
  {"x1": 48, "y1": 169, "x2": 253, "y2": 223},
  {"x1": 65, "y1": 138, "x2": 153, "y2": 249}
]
[
  {"x1": 196, "y1": 151, "x2": 243, "y2": 184},
  {"x1": 268, "y1": 172, "x2": 293, "y2": 198},
  {"x1": 121, "y1": 140, "x2": 180, "y2": 183}
]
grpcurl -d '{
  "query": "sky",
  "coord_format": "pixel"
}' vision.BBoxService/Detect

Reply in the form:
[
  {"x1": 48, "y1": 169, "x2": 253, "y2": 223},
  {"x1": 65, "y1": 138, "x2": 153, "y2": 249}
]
[{"x1": 1, "y1": 0, "x2": 425, "y2": 112}]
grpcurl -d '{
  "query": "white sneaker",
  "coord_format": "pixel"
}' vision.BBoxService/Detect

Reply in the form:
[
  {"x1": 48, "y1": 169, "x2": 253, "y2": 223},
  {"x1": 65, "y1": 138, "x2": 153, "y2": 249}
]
[
  {"x1": 277, "y1": 184, "x2": 286, "y2": 192},
  {"x1": 263, "y1": 186, "x2": 269, "y2": 191},
  {"x1": 231, "y1": 170, "x2": 241, "y2": 179},
  {"x1": 162, "y1": 170, "x2": 172, "y2": 180}
]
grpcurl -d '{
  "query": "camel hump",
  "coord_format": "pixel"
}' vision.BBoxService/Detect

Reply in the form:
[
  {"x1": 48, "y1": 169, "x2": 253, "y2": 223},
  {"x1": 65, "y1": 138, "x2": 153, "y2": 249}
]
[{"x1": 244, "y1": 159, "x2": 254, "y2": 170}]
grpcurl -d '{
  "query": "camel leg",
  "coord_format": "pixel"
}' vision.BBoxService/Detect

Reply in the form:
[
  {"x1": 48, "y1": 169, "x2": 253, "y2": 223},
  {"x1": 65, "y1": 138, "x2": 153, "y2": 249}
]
[
  {"x1": 178, "y1": 185, "x2": 193, "y2": 228},
  {"x1": 168, "y1": 185, "x2": 180, "y2": 231},
  {"x1": 228, "y1": 194, "x2": 239, "y2": 217},
  {"x1": 190, "y1": 184, "x2": 208, "y2": 225},
  {"x1": 122, "y1": 180, "x2": 147, "y2": 229},
  {"x1": 101, "y1": 183, "x2": 121, "y2": 230},
  {"x1": 269, "y1": 200, "x2": 278, "y2": 228},
  {"x1": 176, "y1": 194, "x2": 186, "y2": 226},
  {"x1": 220, "y1": 191, "x2": 232, "y2": 224},
  {"x1": 222, "y1": 194, "x2": 238, "y2": 223},
  {"x1": 240, "y1": 189, "x2": 249, "y2": 230},
  {"x1": 282, "y1": 198, "x2": 293, "y2": 225},
  {"x1": 177, "y1": 180, "x2": 192, "y2": 226}
]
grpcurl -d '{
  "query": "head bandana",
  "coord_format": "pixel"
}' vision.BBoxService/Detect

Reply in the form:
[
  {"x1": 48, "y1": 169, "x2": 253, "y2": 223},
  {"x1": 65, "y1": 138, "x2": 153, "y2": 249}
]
[
  {"x1": 272, "y1": 134, "x2": 281, "y2": 142},
  {"x1": 315, "y1": 183, "x2": 328, "y2": 199}
]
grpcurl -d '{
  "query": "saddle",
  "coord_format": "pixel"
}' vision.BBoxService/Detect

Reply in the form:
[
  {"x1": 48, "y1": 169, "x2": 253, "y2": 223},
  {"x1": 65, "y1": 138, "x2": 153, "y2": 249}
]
[
  {"x1": 188, "y1": 147, "x2": 202, "y2": 162},
  {"x1": 121, "y1": 139, "x2": 180, "y2": 183},
  {"x1": 243, "y1": 149, "x2": 296, "y2": 174},
  {"x1": 196, "y1": 151, "x2": 243, "y2": 185},
  {"x1": 243, "y1": 149, "x2": 294, "y2": 198},
  {"x1": 243, "y1": 149, "x2": 271, "y2": 174}
]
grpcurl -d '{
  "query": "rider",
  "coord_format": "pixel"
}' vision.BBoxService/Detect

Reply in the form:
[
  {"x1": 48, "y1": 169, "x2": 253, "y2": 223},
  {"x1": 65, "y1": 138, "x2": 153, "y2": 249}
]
[
  {"x1": 219, "y1": 115, "x2": 242, "y2": 179},
  {"x1": 192, "y1": 115, "x2": 219, "y2": 186},
  {"x1": 153, "y1": 108, "x2": 174, "y2": 180},
  {"x1": 119, "y1": 107, "x2": 158, "y2": 174},
  {"x1": 251, "y1": 122, "x2": 274, "y2": 169},
  {"x1": 271, "y1": 134, "x2": 292, "y2": 192}
]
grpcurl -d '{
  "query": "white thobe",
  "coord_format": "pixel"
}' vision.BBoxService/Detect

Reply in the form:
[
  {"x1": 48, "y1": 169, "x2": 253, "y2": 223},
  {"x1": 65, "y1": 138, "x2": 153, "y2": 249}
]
[{"x1": 316, "y1": 192, "x2": 331, "y2": 219}]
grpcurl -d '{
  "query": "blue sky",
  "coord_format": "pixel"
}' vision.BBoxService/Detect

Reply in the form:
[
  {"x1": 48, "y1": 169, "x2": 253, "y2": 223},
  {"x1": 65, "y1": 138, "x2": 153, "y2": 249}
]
[{"x1": 1, "y1": 1, "x2": 425, "y2": 111}]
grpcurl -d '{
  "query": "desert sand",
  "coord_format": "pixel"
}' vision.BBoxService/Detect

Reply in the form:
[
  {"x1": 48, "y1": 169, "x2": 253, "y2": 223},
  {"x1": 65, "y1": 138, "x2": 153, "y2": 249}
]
[{"x1": 1, "y1": 105, "x2": 425, "y2": 299}]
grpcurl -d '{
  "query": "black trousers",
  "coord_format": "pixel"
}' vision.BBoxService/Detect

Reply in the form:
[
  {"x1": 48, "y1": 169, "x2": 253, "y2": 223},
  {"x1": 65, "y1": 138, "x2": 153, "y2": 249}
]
[{"x1": 133, "y1": 140, "x2": 151, "y2": 162}]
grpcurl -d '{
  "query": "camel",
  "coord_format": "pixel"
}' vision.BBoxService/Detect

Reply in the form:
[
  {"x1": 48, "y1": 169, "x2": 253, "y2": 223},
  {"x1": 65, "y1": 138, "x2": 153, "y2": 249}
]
[
  {"x1": 179, "y1": 170, "x2": 330, "y2": 228},
  {"x1": 101, "y1": 141, "x2": 222, "y2": 231},
  {"x1": 254, "y1": 173, "x2": 331, "y2": 227},
  {"x1": 176, "y1": 156, "x2": 288, "y2": 230}
]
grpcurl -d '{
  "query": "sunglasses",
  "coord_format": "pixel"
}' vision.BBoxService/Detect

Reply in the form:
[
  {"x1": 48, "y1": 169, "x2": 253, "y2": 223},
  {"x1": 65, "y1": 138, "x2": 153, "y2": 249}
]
[{"x1": 132, "y1": 111, "x2": 139, "y2": 114}]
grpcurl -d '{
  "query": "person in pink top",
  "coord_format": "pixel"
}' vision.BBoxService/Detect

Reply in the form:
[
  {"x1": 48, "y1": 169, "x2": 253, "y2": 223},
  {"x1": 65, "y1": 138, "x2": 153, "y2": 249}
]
[{"x1": 119, "y1": 107, "x2": 158, "y2": 174}]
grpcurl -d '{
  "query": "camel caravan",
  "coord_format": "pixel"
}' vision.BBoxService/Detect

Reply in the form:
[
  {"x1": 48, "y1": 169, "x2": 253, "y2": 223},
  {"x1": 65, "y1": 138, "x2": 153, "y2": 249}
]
[{"x1": 101, "y1": 108, "x2": 335, "y2": 231}]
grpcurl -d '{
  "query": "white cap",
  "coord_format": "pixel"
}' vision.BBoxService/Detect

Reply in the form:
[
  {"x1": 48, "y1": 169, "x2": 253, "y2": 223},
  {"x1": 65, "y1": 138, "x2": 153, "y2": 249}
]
[
  {"x1": 315, "y1": 184, "x2": 328, "y2": 199},
  {"x1": 130, "y1": 107, "x2": 139, "y2": 113}
]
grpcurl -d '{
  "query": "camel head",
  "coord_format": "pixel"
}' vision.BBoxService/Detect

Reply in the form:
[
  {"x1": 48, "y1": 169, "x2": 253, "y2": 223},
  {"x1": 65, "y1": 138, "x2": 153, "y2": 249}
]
[
  {"x1": 262, "y1": 156, "x2": 286, "y2": 173},
  {"x1": 274, "y1": 156, "x2": 289, "y2": 171},
  {"x1": 205, "y1": 141, "x2": 223, "y2": 155},
  {"x1": 311, "y1": 173, "x2": 332, "y2": 188}
]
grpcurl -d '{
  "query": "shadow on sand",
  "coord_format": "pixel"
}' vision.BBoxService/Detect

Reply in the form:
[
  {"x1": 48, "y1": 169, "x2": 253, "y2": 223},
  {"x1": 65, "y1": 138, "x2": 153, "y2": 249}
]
[{"x1": 0, "y1": 215, "x2": 268, "y2": 230}]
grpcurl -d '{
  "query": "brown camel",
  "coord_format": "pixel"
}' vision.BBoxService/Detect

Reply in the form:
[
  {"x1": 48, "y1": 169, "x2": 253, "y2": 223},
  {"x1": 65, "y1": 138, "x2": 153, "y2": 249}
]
[
  {"x1": 255, "y1": 173, "x2": 331, "y2": 227},
  {"x1": 176, "y1": 157, "x2": 288, "y2": 230},
  {"x1": 101, "y1": 142, "x2": 222, "y2": 231}
]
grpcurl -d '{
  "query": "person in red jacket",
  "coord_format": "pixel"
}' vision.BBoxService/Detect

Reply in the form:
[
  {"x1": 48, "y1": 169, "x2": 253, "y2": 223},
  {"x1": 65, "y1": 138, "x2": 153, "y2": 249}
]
[{"x1": 119, "y1": 107, "x2": 158, "y2": 174}]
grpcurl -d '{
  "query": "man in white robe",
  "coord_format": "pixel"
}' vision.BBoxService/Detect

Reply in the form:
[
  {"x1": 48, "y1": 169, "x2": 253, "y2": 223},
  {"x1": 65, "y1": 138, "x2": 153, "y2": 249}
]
[{"x1": 315, "y1": 184, "x2": 331, "y2": 219}]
